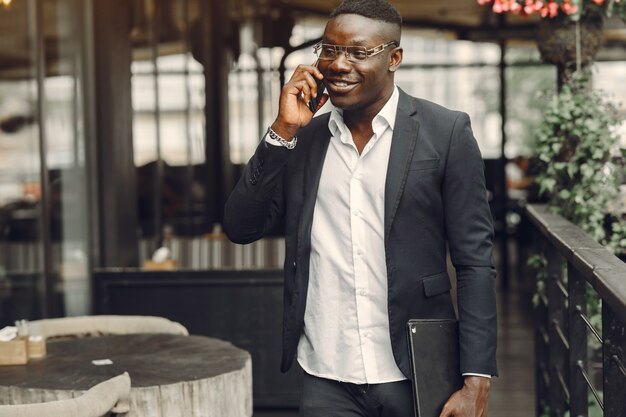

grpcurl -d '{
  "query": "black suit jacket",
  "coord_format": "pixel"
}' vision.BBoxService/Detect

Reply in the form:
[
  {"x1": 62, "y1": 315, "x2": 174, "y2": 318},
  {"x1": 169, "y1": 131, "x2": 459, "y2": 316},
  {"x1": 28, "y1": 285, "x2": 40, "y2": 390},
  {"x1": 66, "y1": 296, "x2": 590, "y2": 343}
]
[{"x1": 224, "y1": 88, "x2": 498, "y2": 378}]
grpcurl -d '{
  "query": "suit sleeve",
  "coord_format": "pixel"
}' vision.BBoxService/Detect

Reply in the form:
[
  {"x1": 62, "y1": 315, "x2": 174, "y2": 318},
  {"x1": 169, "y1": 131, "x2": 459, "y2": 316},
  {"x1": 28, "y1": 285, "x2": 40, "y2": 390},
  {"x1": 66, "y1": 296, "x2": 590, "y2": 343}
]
[
  {"x1": 223, "y1": 139, "x2": 291, "y2": 244},
  {"x1": 442, "y1": 112, "x2": 498, "y2": 377}
]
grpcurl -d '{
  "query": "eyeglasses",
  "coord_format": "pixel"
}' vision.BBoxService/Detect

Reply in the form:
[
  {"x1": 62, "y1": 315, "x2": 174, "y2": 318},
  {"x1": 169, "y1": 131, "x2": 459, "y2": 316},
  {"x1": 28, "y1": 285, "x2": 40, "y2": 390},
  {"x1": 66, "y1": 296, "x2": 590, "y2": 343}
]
[{"x1": 313, "y1": 41, "x2": 397, "y2": 63}]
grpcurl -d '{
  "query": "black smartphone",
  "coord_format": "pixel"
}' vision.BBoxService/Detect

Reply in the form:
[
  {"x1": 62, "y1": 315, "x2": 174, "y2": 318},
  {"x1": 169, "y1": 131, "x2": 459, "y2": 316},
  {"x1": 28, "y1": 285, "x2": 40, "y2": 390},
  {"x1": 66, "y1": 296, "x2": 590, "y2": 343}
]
[{"x1": 308, "y1": 68, "x2": 326, "y2": 113}]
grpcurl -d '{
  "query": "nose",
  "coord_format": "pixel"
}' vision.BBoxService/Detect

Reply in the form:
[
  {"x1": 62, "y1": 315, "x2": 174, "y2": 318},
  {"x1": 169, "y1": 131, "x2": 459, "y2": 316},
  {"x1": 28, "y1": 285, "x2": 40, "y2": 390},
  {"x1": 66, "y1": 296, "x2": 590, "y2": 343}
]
[{"x1": 327, "y1": 52, "x2": 352, "y2": 73}]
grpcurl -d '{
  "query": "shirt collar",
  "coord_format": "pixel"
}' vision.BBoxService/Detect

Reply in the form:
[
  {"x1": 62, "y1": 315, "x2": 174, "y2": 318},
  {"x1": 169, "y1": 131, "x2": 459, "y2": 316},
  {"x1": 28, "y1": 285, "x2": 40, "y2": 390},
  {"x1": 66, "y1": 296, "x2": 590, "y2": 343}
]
[
  {"x1": 376, "y1": 84, "x2": 399, "y2": 131},
  {"x1": 328, "y1": 85, "x2": 399, "y2": 143}
]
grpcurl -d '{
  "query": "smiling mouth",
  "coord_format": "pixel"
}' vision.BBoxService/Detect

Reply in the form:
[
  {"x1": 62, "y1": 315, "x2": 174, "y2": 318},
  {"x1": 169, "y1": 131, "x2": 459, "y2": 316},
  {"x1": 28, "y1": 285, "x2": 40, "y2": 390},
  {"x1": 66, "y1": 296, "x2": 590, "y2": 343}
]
[{"x1": 326, "y1": 79, "x2": 359, "y2": 94}]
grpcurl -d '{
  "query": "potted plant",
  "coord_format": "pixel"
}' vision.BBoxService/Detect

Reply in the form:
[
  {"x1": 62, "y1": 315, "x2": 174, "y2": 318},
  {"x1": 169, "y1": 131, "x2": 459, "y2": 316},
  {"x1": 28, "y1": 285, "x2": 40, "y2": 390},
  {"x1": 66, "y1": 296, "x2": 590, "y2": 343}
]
[
  {"x1": 533, "y1": 72, "x2": 626, "y2": 256},
  {"x1": 476, "y1": 0, "x2": 626, "y2": 248},
  {"x1": 477, "y1": 0, "x2": 626, "y2": 253}
]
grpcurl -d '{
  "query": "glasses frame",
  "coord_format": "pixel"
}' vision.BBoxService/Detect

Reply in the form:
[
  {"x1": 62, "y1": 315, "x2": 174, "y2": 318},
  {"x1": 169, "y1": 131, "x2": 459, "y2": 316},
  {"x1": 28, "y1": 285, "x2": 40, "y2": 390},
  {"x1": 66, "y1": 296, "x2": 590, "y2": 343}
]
[{"x1": 313, "y1": 41, "x2": 398, "y2": 63}]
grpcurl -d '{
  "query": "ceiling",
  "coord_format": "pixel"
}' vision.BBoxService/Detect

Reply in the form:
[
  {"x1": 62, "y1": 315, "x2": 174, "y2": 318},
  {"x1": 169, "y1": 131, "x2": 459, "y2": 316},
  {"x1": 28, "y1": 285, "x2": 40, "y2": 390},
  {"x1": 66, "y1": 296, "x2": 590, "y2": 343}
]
[
  {"x1": 0, "y1": 0, "x2": 624, "y2": 78},
  {"x1": 275, "y1": 0, "x2": 626, "y2": 47},
  {"x1": 280, "y1": 0, "x2": 536, "y2": 30}
]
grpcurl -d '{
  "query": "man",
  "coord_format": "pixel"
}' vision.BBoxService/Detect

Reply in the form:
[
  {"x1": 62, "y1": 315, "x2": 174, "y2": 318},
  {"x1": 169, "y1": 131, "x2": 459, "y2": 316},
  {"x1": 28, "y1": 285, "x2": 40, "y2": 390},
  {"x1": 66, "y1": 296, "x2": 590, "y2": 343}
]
[{"x1": 224, "y1": 0, "x2": 497, "y2": 415}]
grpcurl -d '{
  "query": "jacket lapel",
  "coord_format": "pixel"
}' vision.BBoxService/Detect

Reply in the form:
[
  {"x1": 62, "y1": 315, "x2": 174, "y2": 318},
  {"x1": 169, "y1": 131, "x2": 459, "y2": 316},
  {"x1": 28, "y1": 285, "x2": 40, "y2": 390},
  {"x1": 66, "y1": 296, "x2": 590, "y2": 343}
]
[
  {"x1": 298, "y1": 118, "x2": 332, "y2": 255},
  {"x1": 384, "y1": 90, "x2": 420, "y2": 241}
]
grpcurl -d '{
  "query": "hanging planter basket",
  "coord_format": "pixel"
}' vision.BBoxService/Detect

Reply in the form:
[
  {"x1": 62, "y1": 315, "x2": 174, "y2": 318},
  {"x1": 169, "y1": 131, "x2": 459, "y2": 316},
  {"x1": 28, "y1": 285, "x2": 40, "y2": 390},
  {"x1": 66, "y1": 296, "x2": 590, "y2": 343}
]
[{"x1": 536, "y1": 13, "x2": 604, "y2": 68}]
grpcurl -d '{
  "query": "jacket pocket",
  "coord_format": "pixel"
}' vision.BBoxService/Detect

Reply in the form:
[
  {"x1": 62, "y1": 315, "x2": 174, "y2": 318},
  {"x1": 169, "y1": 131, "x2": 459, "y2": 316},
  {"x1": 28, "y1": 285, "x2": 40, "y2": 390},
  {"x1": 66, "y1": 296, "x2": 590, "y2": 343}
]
[
  {"x1": 422, "y1": 272, "x2": 451, "y2": 297},
  {"x1": 409, "y1": 158, "x2": 439, "y2": 171}
]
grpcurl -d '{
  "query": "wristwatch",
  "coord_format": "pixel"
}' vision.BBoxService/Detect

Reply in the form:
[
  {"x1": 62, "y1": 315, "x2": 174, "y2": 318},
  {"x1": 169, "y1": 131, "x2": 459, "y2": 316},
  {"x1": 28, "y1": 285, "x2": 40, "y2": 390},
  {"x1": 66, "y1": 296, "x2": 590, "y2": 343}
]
[{"x1": 266, "y1": 126, "x2": 298, "y2": 149}]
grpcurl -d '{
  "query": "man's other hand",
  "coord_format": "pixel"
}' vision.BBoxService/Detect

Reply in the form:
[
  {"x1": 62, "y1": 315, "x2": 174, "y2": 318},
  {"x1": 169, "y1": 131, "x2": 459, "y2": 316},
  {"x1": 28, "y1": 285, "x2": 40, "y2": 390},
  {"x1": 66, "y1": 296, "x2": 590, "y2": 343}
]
[{"x1": 439, "y1": 376, "x2": 490, "y2": 417}]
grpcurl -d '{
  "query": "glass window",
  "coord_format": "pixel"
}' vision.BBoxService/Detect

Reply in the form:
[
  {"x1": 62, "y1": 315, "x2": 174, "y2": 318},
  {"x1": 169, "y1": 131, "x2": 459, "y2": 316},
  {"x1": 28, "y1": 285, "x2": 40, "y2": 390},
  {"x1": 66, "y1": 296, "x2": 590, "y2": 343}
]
[
  {"x1": 0, "y1": 0, "x2": 91, "y2": 323},
  {"x1": 43, "y1": 0, "x2": 90, "y2": 317},
  {"x1": 0, "y1": 0, "x2": 42, "y2": 326},
  {"x1": 594, "y1": 61, "x2": 626, "y2": 147},
  {"x1": 131, "y1": 0, "x2": 209, "y2": 268}
]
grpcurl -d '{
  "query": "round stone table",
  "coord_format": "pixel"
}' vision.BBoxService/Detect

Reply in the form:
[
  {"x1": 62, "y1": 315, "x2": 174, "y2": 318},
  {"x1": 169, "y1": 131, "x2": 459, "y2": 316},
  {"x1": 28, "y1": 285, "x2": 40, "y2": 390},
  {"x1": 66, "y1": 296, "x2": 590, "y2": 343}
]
[{"x1": 0, "y1": 334, "x2": 252, "y2": 417}]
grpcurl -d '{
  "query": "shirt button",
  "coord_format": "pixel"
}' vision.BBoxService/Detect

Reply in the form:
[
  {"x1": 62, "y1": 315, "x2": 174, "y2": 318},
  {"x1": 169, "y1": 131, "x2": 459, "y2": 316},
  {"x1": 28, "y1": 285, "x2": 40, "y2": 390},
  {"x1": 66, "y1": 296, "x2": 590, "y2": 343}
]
[
  {"x1": 358, "y1": 289, "x2": 366, "y2": 296},
  {"x1": 363, "y1": 332, "x2": 370, "y2": 338}
]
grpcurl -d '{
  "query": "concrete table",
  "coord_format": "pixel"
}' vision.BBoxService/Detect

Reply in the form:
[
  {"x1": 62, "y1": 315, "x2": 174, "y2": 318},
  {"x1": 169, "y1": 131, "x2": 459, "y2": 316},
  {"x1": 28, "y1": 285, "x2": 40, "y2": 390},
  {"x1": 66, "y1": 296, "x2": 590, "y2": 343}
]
[{"x1": 0, "y1": 334, "x2": 252, "y2": 417}]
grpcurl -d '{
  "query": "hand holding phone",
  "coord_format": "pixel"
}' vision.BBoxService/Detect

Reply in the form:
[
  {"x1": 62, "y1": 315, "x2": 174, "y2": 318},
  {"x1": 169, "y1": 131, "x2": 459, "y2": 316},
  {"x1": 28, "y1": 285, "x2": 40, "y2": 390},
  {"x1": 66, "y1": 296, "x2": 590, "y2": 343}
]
[
  {"x1": 272, "y1": 61, "x2": 326, "y2": 140},
  {"x1": 308, "y1": 63, "x2": 326, "y2": 113},
  {"x1": 308, "y1": 77, "x2": 325, "y2": 113}
]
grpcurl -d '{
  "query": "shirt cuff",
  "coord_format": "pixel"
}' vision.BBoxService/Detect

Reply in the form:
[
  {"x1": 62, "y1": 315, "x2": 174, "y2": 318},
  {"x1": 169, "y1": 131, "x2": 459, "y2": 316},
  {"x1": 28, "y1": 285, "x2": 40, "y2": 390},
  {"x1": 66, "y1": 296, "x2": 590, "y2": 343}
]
[
  {"x1": 265, "y1": 137, "x2": 283, "y2": 147},
  {"x1": 462, "y1": 373, "x2": 492, "y2": 379}
]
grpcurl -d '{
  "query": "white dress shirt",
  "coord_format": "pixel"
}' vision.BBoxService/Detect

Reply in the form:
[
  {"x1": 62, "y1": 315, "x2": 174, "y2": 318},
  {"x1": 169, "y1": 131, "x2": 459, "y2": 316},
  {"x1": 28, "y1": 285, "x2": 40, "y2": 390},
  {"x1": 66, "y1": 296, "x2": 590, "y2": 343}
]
[{"x1": 296, "y1": 86, "x2": 405, "y2": 384}]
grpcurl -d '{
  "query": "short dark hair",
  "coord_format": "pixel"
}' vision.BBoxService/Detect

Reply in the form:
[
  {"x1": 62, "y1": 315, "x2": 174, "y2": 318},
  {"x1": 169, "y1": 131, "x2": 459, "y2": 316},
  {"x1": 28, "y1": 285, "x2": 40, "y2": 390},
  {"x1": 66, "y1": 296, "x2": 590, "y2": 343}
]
[{"x1": 330, "y1": 0, "x2": 402, "y2": 26}]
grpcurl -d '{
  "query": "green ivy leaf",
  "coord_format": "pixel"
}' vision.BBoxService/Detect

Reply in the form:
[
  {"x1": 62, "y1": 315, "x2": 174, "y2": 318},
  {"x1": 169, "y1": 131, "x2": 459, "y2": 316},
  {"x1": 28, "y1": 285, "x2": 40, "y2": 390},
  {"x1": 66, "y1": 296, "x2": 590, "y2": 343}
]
[{"x1": 540, "y1": 178, "x2": 557, "y2": 195}]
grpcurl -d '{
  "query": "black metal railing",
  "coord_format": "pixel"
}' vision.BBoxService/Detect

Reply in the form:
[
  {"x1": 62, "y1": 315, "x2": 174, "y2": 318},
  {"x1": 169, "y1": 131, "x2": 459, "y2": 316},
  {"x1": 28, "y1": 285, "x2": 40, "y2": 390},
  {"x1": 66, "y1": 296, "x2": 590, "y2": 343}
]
[{"x1": 526, "y1": 204, "x2": 626, "y2": 417}]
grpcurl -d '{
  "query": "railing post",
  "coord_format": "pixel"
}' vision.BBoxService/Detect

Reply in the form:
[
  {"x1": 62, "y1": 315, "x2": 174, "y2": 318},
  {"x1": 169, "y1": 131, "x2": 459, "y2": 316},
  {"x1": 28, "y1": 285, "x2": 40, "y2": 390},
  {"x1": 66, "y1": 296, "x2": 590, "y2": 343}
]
[
  {"x1": 535, "y1": 298, "x2": 550, "y2": 417},
  {"x1": 603, "y1": 302, "x2": 626, "y2": 417},
  {"x1": 547, "y1": 246, "x2": 567, "y2": 417},
  {"x1": 568, "y1": 265, "x2": 588, "y2": 417},
  {"x1": 533, "y1": 230, "x2": 549, "y2": 417}
]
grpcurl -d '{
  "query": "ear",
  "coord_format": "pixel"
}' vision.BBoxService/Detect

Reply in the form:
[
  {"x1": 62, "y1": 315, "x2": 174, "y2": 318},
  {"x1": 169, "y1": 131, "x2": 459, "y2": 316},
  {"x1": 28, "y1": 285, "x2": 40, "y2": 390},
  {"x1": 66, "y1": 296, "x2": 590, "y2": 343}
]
[{"x1": 388, "y1": 47, "x2": 403, "y2": 72}]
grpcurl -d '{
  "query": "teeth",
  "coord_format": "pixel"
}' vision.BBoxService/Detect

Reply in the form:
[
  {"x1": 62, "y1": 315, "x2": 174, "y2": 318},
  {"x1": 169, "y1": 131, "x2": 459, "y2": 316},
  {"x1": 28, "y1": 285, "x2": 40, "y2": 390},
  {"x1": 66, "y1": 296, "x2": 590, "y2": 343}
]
[{"x1": 334, "y1": 81, "x2": 349, "y2": 87}]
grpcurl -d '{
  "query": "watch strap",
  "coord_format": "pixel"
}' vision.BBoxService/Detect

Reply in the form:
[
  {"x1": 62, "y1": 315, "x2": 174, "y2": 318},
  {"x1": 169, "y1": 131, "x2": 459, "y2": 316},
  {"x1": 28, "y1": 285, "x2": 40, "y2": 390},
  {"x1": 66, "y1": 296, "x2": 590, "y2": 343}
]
[{"x1": 266, "y1": 126, "x2": 297, "y2": 149}]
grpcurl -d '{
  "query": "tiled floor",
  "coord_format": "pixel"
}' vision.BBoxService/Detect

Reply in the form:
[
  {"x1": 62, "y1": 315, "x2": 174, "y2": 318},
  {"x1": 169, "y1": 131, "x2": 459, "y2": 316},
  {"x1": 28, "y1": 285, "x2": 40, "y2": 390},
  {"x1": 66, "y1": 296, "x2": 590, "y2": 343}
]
[{"x1": 488, "y1": 288, "x2": 535, "y2": 417}]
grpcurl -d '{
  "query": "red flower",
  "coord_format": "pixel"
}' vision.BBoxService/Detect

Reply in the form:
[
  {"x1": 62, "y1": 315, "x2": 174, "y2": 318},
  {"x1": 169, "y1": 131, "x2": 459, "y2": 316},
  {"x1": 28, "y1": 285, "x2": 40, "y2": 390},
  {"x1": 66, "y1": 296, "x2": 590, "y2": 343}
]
[
  {"x1": 477, "y1": 0, "x2": 624, "y2": 19},
  {"x1": 493, "y1": 0, "x2": 505, "y2": 13},
  {"x1": 561, "y1": 0, "x2": 579, "y2": 15},
  {"x1": 548, "y1": 1, "x2": 559, "y2": 17}
]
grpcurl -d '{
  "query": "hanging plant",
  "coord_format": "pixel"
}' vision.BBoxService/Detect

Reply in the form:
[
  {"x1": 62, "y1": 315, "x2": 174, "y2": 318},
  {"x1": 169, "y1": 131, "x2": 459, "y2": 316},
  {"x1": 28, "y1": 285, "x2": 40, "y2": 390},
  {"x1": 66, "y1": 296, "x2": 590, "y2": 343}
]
[
  {"x1": 535, "y1": 11, "x2": 603, "y2": 69},
  {"x1": 478, "y1": 0, "x2": 626, "y2": 81},
  {"x1": 534, "y1": 72, "x2": 626, "y2": 254}
]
